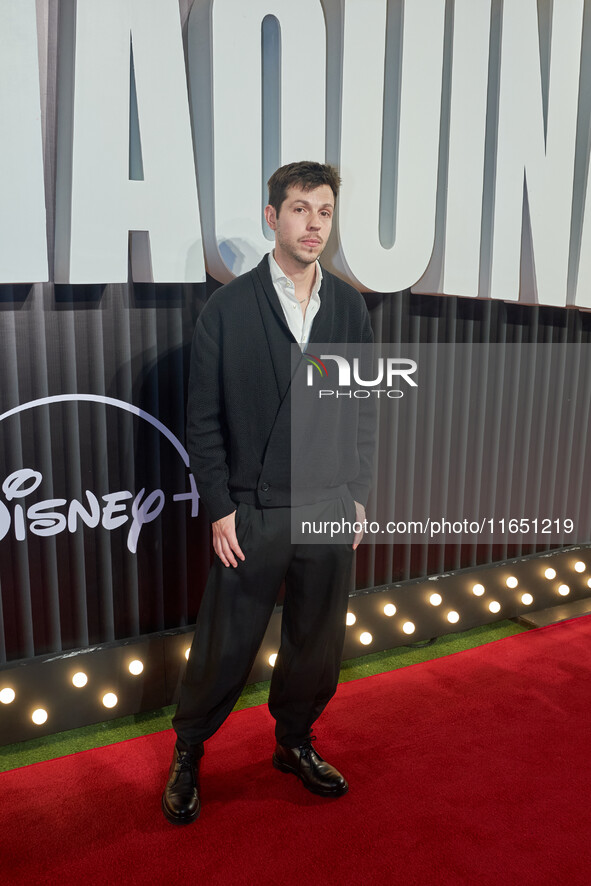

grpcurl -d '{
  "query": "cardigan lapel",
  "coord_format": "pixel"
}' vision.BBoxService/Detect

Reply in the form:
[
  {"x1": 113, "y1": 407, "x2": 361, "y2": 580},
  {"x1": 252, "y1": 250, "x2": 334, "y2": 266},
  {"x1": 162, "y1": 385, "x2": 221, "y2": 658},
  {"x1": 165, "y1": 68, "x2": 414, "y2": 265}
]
[
  {"x1": 252, "y1": 255, "x2": 297, "y2": 401},
  {"x1": 308, "y1": 271, "x2": 334, "y2": 345}
]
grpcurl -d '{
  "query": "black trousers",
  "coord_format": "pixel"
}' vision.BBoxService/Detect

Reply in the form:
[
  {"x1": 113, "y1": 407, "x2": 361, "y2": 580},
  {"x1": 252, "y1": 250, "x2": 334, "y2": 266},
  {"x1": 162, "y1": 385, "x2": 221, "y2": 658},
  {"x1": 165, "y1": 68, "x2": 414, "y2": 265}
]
[{"x1": 173, "y1": 498, "x2": 355, "y2": 751}]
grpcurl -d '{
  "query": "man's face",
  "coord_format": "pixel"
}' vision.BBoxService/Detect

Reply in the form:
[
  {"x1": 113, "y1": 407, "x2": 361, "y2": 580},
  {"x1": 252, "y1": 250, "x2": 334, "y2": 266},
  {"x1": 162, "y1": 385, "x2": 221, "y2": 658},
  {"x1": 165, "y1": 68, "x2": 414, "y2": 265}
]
[{"x1": 264, "y1": 184, "x2": 335, "y2": 269}]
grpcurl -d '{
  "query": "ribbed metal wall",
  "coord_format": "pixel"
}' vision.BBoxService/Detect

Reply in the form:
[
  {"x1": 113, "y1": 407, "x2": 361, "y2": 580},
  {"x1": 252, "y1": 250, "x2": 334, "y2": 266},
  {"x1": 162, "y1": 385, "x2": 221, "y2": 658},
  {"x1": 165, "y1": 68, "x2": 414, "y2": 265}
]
[
  {"x1": 0, "y1": 280, "x2": 212, "y2": 663},
  {"x1": 3, "y1": 280, "x2": 590, "y2": 664},
  {"x1": 356, "y1": 294, "x2": 591, "y2": 593}
]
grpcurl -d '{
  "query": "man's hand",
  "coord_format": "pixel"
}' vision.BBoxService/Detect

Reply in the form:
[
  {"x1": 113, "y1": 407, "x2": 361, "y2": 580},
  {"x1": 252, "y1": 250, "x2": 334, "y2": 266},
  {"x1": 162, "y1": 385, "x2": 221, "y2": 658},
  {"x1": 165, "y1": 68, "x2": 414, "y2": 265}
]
[
  {"x1": 352, "y1": 501, "x2": 366, "y2": 550},
  {"x1": 212, "y1": 510, "x2": 245, "y2": 568}
]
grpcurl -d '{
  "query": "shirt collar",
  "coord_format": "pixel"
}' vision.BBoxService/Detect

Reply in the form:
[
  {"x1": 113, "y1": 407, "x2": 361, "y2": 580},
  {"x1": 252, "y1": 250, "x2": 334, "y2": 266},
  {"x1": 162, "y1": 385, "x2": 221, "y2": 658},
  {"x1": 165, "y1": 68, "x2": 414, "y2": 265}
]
[{"x1": 268, "y1": 251, "x2": 323, "y2": 300}]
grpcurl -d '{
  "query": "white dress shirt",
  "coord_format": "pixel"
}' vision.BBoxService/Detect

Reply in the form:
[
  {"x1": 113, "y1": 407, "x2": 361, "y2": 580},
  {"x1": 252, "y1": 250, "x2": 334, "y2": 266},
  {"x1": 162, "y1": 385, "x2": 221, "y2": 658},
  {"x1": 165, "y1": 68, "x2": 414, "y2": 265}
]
[{"x1": 268, "y1": 252, "x2": 322, "y2": 350}]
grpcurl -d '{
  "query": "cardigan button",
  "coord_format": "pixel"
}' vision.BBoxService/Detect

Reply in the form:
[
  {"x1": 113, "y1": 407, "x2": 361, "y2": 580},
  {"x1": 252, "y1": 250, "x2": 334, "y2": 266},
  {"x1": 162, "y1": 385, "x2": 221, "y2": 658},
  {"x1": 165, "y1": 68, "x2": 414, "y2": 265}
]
[{"x1": 260, "y1": 482, "x2": 270, "y2": 492}]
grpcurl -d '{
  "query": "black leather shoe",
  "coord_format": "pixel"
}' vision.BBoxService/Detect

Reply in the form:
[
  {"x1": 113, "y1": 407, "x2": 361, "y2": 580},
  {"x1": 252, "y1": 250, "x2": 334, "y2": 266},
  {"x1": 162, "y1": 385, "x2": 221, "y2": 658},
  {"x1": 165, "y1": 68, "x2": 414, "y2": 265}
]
[
  {"x1": 272, "y1": 736, "x2": 348, "y2": 797},
  {"x1": 161, "y1": 744, "x2": 201, "y2": 825}
]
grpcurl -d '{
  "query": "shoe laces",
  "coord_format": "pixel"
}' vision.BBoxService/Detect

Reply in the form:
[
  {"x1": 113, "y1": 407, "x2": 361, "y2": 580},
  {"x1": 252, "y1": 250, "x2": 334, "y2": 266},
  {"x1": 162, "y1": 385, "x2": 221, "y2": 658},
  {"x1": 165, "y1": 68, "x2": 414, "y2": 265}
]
[
  {"x1": 299, "y1": 734, "x2": 317, "y2": 758},
  {"x1": 176, "y1": 749, "x2": 196, "y2": 771}
]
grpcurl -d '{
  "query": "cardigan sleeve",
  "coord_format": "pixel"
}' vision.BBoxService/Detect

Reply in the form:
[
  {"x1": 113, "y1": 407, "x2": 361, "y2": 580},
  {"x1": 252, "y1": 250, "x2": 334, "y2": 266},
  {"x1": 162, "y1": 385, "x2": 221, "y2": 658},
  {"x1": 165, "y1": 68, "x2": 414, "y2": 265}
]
[{"x1": 186, "y1": 308, "x2": 236, "y2": 523}]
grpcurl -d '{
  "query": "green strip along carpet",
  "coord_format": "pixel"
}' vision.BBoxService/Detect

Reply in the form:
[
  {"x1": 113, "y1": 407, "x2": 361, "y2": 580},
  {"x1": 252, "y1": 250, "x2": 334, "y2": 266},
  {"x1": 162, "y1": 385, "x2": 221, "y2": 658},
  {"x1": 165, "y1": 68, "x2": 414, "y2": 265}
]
[{"x1": 0, "y1": 620, "x2": 525, "y2": 772}]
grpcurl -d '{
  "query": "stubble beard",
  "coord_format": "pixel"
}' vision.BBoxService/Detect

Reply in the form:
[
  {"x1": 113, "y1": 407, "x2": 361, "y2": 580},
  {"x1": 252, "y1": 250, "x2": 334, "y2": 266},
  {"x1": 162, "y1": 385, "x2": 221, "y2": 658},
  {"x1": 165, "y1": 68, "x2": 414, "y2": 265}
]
[{"x1": 279, "y1": 236, "x2": 324, "y2": 269}]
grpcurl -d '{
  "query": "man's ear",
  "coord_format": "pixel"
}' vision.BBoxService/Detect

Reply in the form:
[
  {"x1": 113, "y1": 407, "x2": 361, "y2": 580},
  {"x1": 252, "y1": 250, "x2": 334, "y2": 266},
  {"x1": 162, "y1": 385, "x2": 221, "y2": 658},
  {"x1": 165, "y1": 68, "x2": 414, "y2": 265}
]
[{"x1": 264, "y1": 204, "x2": 277, "y2": 231}]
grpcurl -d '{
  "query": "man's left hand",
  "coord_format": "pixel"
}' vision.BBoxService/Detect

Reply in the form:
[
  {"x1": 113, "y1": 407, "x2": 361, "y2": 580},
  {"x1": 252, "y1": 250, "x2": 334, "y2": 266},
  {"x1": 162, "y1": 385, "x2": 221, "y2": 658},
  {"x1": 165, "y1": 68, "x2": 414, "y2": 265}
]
[{"x1": 353, "y1": 501, "x2": 366, "y2": 550}]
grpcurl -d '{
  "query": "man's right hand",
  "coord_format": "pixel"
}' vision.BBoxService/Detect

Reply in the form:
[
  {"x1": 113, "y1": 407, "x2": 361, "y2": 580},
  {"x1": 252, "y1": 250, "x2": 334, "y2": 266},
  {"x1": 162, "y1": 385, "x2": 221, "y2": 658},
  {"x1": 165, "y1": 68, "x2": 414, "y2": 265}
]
[{"x1": 212, "y1": 510, "x2": 246, "y2": 568}]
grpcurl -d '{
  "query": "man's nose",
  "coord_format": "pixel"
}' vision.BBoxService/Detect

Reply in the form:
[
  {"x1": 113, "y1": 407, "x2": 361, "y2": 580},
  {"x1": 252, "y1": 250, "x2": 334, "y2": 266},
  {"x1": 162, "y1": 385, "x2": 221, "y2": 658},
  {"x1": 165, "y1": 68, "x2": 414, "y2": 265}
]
[{"x1": 307, "y1": 215, "x2": 321, "y2": 229}]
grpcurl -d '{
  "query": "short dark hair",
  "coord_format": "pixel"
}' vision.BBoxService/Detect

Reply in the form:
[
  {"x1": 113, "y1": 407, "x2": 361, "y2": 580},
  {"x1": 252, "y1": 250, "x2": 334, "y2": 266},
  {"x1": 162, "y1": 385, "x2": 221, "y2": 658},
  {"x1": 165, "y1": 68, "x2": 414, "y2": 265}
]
[{"x1": 267, "y1": 161, "x2": 341, "y2": 213}]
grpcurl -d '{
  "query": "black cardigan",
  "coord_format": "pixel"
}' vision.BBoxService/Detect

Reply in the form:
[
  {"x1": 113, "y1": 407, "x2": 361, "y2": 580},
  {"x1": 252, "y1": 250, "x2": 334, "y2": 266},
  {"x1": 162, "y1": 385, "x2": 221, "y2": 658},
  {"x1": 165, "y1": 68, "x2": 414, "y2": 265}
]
[{"x1": 186, "y1": 254, "x2": 375, "y2": 522}]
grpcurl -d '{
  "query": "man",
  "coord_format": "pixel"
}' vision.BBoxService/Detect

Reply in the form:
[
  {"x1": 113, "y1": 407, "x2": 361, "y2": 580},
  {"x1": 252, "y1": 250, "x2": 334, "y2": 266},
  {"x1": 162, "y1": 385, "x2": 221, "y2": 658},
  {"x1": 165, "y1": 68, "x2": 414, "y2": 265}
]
[{"x1": 162, "y1": 161, "x2": 374, "y2": 825}]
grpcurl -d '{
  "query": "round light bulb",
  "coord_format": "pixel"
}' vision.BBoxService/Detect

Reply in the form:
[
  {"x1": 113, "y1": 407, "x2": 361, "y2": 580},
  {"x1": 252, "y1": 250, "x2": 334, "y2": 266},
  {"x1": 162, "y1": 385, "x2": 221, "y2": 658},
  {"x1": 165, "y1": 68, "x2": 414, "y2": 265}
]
[
  {"x1": 32, "y1": 708, "x2": 48, "y2": 725},
  {"x1": 574, "y1": 561, "x2": 586, "y2": 573},
  {"x1": 268, "y1": 653, "x2": 277, "y2": 667},
  {"x1": 544, "y1": 568, "x2": 556, "y2": 580},
  {"x1": 383, "y1": 604, "x2": 396, "y2": 617},
  {"x1": 587, "y1": 578, "x2": 591, "y2": 589},
  {"x1": 558, "y1": 584, "x2": 570, "y2": 596},
  {"x1": 72, "y1": 672, "x2": 88, "y2": 688},
  {"x1": 346, "y1": 612, "x2": 356, "y2": 626},
  {"x1": 102, "y1": 693, "x2": 118, "y2": 709},
  {"x1": 185, "y1": 647, "x2": 191, "y2": 661},
  {"x1": 0, "y1": 688, "x2": 16, "y2": 704},
  {"x1": 521, "y1": 593, "x2": 533, "y2": 606},
  {"x1": 128, "y1": 660, "x2": 144, "y2": 676},
  {"x1": 429, "y1": 594, "x2": 442, "y2": 606},
  {"x1": 402, "y1": 621, "x2": 415, "y2": 635},
  {"x1": 359, "y1": 632, "x2": 373, "y2": 645},
  {"x1": 488, "y1": 601, "x2": 501, "y2": 614},
  {"x1": 506, "y1": 576, "x2": 518, "y2": 589},
  {"x1": 472, "y1": 583, "x2": 485, "y2": 597},
  {"x1": 447, "y1": 611, "x2": 460, "y2": 624}
]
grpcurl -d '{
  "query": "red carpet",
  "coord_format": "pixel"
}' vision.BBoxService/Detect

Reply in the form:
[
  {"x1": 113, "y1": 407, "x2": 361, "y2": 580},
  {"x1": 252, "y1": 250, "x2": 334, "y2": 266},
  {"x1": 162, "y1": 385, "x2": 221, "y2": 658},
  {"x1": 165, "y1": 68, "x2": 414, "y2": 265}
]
[{"x1": 2, "y1": 617, "x2": 591, "y2": 886}]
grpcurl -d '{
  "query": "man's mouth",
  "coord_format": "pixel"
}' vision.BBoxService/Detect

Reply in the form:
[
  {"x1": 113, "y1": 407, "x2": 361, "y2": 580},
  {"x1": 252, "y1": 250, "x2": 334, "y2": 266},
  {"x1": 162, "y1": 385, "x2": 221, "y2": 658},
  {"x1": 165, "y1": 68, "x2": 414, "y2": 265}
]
[{"x1": 301, "y1": 239, "x2": 321, "y2": 246}]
